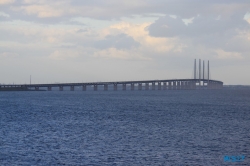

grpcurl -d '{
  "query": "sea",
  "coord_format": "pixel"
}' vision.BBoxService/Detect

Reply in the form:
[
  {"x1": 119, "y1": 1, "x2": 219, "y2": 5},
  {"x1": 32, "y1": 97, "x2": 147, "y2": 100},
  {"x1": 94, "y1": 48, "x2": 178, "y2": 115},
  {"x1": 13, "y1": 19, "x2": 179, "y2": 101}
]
[{"x1": 0, "y1": 89, "x2": 249, "y2": 165}]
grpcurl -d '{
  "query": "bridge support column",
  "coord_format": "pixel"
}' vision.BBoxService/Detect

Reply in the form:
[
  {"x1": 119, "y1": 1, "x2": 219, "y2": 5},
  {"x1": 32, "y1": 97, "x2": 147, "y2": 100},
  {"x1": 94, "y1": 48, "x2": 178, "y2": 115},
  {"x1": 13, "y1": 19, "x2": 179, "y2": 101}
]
[
  {"x1": 163, "y1": 82, "x2": 166, "y2": 90},
  {"x1": 193, "y1": 81, "x2": 197, "y2": 89},
  {"x1": 184, "y1": 82, "x2": 187, "y2": 90},
  {"x1": 168, "y1": 82, "x2": 172, "y2": 90},
  {"x1": 122, "y1": 84, "x2": 126, "y2": 91},
  {"x1": 183, "y1": 82, "x2": 187, "y2": 90},
  {"x1": 138, "y1": 83, "x2": 142, "y2": 90},
  {"x1": 35, "y1": 87, "x2": 39, "y2": 91},
  {"x1": 145, "y1": 83, "x2": 149, "y2": 90},
  {"x1": 82, "y1": 85, "x2": 86, "y2": 91},
  {"x1": 158, "y1": 82, "x2": 161, "y2": 90},
  {"x1": 173, "y1": 82, "x2": 176, "y2": 90},
  {"x1": 70, "y1": 86, "x2": 74, "y2": 91},
  {"x1": 48, "y1": 87, "x2": 52, "y2": 91},
  {"x1": 131, "y1": 83, "x2": 134, "y2": 91},
  {"x1": 94, "y1": 85, "x2": 98, "y2": 91},
  {"x1": 104, "y1": 84, "x2": 108, "y2": 91},
  {"x1": 177, "y1": 82, "x2": 180, "y2": 90},
  {"x1": 114, "y1": 84, "x2": 117, "y2": 91},
  {"x1": 152, "y1": 82, "x2": 155, "y2": 90},
  {"x1": 59, "y1": 86, "x2": 63, "y2": 91}
]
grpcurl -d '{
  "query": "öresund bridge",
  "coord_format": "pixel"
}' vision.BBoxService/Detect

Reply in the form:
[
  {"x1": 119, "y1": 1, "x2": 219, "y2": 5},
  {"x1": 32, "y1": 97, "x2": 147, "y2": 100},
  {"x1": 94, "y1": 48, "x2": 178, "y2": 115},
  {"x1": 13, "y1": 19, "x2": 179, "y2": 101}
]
[{"x1": 0, "y1": 59, "x2": 223, "y2": 91}]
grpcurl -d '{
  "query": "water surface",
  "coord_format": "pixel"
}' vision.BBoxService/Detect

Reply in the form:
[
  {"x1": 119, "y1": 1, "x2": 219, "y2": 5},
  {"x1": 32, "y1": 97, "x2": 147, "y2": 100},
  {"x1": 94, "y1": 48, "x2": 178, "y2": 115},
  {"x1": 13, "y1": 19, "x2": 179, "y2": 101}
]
[{"x1": 0, "y1": 89, "x2": 249, "y2": 165}]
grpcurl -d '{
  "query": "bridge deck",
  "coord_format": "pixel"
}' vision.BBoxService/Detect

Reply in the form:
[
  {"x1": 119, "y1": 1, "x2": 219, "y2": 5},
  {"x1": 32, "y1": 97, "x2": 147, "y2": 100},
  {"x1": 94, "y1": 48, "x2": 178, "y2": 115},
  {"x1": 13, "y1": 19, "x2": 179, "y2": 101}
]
[{"x1": 0, "y1": 79, "x2": 223, "y2": 88}]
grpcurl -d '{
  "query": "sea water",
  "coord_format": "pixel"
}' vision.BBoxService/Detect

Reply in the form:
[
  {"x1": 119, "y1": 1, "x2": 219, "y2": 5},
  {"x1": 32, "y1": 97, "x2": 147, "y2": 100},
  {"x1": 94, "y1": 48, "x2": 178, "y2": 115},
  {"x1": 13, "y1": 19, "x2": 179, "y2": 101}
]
[{"x1": 0, "y1": 89, "x2": 249, "y2": 165}]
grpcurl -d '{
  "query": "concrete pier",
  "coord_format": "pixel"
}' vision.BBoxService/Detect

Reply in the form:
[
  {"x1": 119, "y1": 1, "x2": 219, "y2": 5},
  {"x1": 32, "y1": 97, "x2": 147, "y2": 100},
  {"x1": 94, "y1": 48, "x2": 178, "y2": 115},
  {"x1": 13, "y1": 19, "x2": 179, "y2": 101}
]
[
  {"x1": 114, "y1": 84, "x2": 117, "y2": 91},
  {"x1": 82, "y1": 85, "x2": 86, "y2": 91},
  {"x1": 94, "y1": 85, "x2": 98, "y2": 91},
  {"x1": 131, "y1": 83, "x2": 134, "y2": 91},
  {"x1": 145, "y1": 83, "x2": 149, "y2": 90},
  {"x1": 47, "y1": 87, "x2": 52, "y2": 91},
  {"x1": 123, "y1": 84, "x2": 126, "y2": 91},
  {"x1": 173, "y1": 81, "x2": 176, "y2": 90},
  {"x1": 104, "y1": 84, "x2": 108, "y2": 91},
  {"x1": 168, "y1": 82, "x2": 172, "y2": 90},
  {"x1": 59, "y1": 86, "x2": 63, "y2": 91},
  {"x1": 163, "y1": 82, "x2": 166, "y2": 90},
  {"x1": 158, "y1": 82, "x2": 161, "y2": 90},
  {"x1": 152, "y1": 82, "x2": 155, "y2": 90},
  {"x1": 70, "y1": 86, "x2": 74, "y2": 91},
  {"x1": 177, "y1": 81, "x2": 180, "y2": 90},
  {"x1": 138, "y1": 83, "x2": 142, "y2": 90}
]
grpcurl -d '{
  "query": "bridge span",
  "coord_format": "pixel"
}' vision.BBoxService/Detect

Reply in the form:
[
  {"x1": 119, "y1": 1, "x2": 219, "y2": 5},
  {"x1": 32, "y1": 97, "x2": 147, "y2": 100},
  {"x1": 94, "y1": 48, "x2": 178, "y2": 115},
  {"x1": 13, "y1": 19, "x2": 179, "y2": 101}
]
[
  {"x1": 0, "y1": 79, "x2": 223, "y2": 91},
  {"x1": 0, "y1": 59, "x2": 223, "y2": 91}
]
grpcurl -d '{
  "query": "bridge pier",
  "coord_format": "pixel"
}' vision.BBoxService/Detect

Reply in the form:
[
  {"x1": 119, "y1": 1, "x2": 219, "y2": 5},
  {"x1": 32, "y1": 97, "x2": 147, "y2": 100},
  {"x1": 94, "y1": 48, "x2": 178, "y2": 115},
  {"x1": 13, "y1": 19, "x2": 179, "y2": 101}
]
[
  {"x1": 208, "y1": 81, "x2": 211, "y2": 89},
  {"x1": 138, "y1": 83, "x2": 142, "y2": 90},
  {"x1": 183, "y1": 82, "x2": 187, "y2": 90},
  {"x1": 152, "y1": 82, "x2": 155, "y2": 90},
  {"x1": 158, "y1": 82, "x2": 161, "y2": 90},
  {"x1": 104, "y1": 84, "x2": 108, "y2": 91},
  {"x1": 177, "y1": 81, "x2": 180, "y2": 90},
  {"x1": 123, "y1": 84, "x2": 126, "y2": 91},
  {"x1": 48, "y1": 87, "x2": 52, "y2": 91},
  {"x1": 35, "y1": 87, "x2": 39, "y2": 91},
  {"x1": 114, "y1": 84, "x2": 117, "y2": 91},
  {"x1": 168, "y1": 82, "x2": 172, "y2": 90},
  {"x1": 180, "y1": 82, "x2": 184, "y2": 90},
  {"x1": 145, "y1": 83, "x2": 149, "y2": 90},
  {"x1": 131, "y1": 83, "x2": 134, "y2": 91},
  {"x1": 193, "y1": 81, "x2": 197, "y2": 89},
  {"x1": 163, "y1": 82, "x2": 166, "y2": 90},
  {"x1": 70, "y1": 86, "x2": 74, "y2": 91},
  {"x1": 94, "y1": 85, "x2": 98, "y2": 91},
  {"x1": 82, "y1": 85, "x2": 86, "y2": 91},
  {"x1": 59, "y1": 86, "x2": 63, "y2": 91},
  {"x1": 173, "y1": 81, "x2": 176, "y2": 90}
]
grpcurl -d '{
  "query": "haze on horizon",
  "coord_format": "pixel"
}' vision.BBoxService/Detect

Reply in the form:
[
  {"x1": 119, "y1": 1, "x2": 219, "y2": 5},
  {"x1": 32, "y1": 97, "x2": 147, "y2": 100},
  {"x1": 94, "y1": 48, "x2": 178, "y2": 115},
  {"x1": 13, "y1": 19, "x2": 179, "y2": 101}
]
[{"x1": 0, "y1": 0, "x2": 250, "y2": 85}]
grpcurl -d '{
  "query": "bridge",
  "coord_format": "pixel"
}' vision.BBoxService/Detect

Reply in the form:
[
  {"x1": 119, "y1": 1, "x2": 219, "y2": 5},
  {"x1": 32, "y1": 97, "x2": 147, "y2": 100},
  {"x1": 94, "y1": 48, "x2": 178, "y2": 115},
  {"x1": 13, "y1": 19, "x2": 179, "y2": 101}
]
[{"x1": 0, "y1": 59, "x2": 223, "y2": 91}]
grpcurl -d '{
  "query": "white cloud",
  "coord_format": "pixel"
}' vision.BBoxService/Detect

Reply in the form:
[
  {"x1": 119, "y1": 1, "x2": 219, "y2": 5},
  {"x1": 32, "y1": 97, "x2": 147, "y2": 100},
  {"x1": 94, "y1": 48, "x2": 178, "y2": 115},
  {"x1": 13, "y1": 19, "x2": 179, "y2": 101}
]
[
  {"x1": 49, "y1": 50, "x2": 79, "y2": 60},
  {"x1": 93, "y1": 47, "x2": 151, "y2": 61},
  {"x1": 215, "y1": 49, "x2": 243, "y2": 60},
  {"x1": 0, "y1": 0, "x2": 15, "y2": 5},
  {"x1": 244, "y1": 12, "x2": 250, "y2": 24},
  {"x1": 0, "y1": 11, "x2": 10, "y2": 17},
  {"x1": 16, "y1": 5, "x2": 64, "y2": 18},
  {"x1": 0, "y1": 52, "x2": 18, "y2": 57}
]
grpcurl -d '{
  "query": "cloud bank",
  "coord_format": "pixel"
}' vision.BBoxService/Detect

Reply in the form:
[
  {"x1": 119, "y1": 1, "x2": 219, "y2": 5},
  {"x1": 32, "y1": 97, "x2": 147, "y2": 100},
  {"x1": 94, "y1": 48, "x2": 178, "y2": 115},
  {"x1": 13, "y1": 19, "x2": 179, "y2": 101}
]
[{"x1": 0, "y1": 0, "x2": 250, "y2": 84}]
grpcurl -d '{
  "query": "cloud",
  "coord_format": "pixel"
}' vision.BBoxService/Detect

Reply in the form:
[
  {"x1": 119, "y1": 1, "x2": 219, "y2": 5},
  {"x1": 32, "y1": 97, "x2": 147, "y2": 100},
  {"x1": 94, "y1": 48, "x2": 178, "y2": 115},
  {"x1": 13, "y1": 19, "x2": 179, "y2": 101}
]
[
  {"x1": 1, "y1": 0, "x2": 250, "y2": 84},
  {"x1": 0, "y1": 52, "x2": 18, "y2": 57},
  {"x1": 215, "y1": 49, "x2": 243, "y2": 59},
  {"x1": 0, "y1": 11, "x2": 10, "y2": 17},
  {"x1": 94, "y1": 33, "x2": 140, "y2": 50},
  {"x1": 109, "y1": 22, "x2": 181, "y2": 54},
  {"x1": 147, "y1": 12, "x2": 250, "y2": 58},
  {"x1": 49, "y1": 50, "x2": 79, "y2": 60},
  {"x1": 0, "y1": 0, "x2": 15, "y2": 5},
  {"x1": 93, "y1": 47, "x2": 151, "y2": 61}
]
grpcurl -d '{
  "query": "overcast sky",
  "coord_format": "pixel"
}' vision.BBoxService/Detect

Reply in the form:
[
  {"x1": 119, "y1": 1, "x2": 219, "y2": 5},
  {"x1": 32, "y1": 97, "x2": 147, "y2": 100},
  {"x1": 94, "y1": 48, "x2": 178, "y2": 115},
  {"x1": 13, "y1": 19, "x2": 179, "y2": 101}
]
[{"x1": 1, "y1": 0, "x2": 250, "y2": 85}]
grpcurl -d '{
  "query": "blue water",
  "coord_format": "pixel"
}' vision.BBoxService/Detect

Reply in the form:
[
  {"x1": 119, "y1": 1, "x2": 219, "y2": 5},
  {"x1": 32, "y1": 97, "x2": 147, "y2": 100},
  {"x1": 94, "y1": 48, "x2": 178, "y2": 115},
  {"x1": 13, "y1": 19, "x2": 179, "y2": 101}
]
[{"x1": 0, "y1": 89, "x2": 249, "y2": 165}]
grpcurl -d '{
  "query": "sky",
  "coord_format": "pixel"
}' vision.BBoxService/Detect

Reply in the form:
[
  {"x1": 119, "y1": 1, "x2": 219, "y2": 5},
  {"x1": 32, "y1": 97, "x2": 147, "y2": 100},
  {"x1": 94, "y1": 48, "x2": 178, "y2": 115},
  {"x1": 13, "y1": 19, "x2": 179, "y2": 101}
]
[{"x1": 0, "y1": 0, "x2": 250, "y2": 85}]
